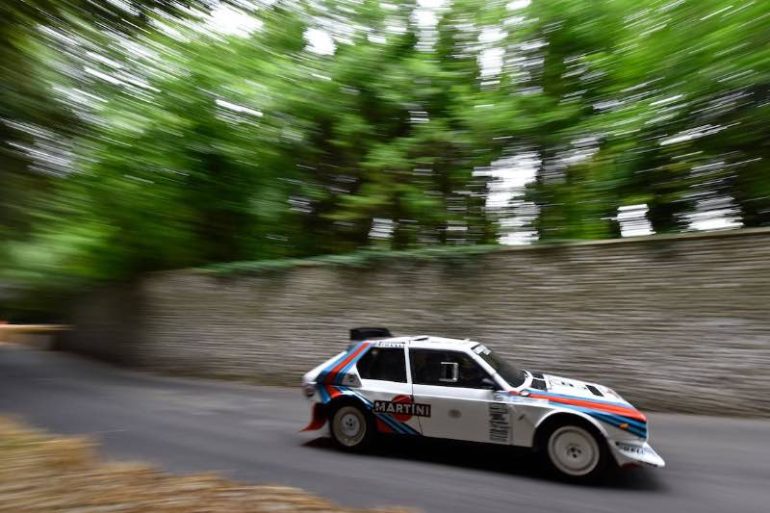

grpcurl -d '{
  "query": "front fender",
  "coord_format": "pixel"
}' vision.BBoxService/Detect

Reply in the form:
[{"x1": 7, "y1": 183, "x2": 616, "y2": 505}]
[
  {"x1": 535, "y1": 409, "x2": 610, "y2": 443},
  {"x1": 522, "y1": 407, "x2": 664, "y2": 467},
  {"x1": 512, "y1": 404, "x2": 611, "y2": 448}
]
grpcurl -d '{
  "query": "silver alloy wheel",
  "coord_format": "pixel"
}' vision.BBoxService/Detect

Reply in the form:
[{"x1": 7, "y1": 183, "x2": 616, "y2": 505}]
[
  {"x1": 332, "y1": 406, "x2": 367, "y2": 447},
  {"x1": 547, "y1": 425, "x2": 601, "y2": 477}
]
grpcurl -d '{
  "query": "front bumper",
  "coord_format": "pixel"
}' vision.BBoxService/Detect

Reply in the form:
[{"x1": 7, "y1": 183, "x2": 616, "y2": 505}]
[{"x1": 610, "y1": 440, "x2": 666, "y2": 468}]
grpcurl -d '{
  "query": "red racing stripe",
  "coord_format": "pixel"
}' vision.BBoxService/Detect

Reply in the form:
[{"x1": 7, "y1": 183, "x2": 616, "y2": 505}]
[
  {"x1": 323, "y1": 342, "x2": 370, "y2": 384},
  {"x1": 528, "y1": 392, "x2": 647, "y2": 422},
  {"x1": 375, "y1": 419, "x2": 394, "y2": 434},
  {"x1": 326, "y1": 385, "x2": 342, "y2": 399},
  {"x1": 300, "y1": 404, "x2": 327, "y2": 432}
]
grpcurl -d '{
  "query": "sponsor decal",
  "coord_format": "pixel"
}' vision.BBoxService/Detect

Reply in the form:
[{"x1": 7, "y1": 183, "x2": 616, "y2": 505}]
[
  {"x1": 366, "y1": 393, "x2": 420, "y2": 435},
  {"x1": 488, "y1": 402, "x2": 510, "y2": 443},
  {"x1": 376, "y1": 341, "x2": 405, "y2": 348},
  {"x1": 374, "y1": 398, "x2": 432, "y2": 418},
  {"x1": 616, "y1": 442, "x2": 650, "y2": 456}
]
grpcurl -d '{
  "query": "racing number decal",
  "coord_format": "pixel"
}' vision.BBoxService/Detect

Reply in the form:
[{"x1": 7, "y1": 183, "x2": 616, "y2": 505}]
[{"x1": 488, "y1": 402, "x2": 510, "y2": 443}]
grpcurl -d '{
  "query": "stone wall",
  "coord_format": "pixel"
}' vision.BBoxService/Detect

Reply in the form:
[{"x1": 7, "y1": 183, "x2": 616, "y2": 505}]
[{"x1": 64, "y1": 229, "x2": 770, "y2": 416}]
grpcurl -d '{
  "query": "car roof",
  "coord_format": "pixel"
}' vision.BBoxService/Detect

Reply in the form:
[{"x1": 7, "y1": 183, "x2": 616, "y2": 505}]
[{"x1": 367, "y1": 335, "x2": 479, "y2": 351}]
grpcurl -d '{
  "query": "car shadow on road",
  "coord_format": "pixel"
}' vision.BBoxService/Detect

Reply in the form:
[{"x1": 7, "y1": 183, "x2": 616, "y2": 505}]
[{"x1": 302, "y1": 435, "x2": 664, "y2": 491}]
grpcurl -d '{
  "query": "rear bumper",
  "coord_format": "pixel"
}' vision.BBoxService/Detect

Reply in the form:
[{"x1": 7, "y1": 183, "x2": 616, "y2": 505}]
[{"x1": 610, "y1": 440, "x2": 666, "y2": 468}]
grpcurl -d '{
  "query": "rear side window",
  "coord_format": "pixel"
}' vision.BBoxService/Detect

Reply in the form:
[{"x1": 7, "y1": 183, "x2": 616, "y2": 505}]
[{"x1": 356, "y1": 347, "x2": 407, "y2": 382}]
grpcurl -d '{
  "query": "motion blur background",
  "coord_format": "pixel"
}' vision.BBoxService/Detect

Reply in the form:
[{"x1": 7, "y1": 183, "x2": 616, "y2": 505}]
[
  {"x1": 2, "y1": 0, "x2": 769, "y2": 321},
  {"x1": 3, "y1": 4, "x2": 770, "y2": 511}
]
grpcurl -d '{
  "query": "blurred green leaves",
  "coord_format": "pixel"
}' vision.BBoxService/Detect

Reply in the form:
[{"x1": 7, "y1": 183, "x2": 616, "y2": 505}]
[{"x1": 2, "y1": 0, "x2": 770, "y2": 305}]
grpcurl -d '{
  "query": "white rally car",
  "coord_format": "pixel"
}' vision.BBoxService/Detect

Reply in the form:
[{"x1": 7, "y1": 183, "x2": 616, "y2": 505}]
[{"x1": 301, "y1": 328, "x2": 665, "y2": 481}]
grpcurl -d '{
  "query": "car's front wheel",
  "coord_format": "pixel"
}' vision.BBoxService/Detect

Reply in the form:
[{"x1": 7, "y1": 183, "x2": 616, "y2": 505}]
[
  {"x1": 329, "y1": 404, "x2": 375, "y2": 452},
  {"x1": 543, "y1": 423, "x2": 608, "y2": 482}
]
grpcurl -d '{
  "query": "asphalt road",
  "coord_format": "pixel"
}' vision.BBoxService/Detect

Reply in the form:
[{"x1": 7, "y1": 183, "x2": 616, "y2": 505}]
[{"x1": 1, "y1": 345, "x2": 769, "y2": 513}]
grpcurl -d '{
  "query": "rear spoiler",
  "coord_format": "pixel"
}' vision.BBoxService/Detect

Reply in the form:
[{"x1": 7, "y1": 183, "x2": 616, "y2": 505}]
[{"x1": 349, "y1": 327, "x2": 391, "y2": 342}]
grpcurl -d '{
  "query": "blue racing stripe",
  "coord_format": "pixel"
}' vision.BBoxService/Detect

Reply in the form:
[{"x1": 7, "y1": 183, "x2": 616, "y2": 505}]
[
  {"x1": 375, "y1": 413, "x2": 411, "y2": 434},
  {"x1": 334, "y1": 344, "x2": 371, "y2": 385},
  {"x1": 316, "y1": 349, "x2": 354, "y2": 385},
  {"x1": 317, "y1": 385, "x2": 330, "y2": 403},
  {"x1": 385, "y1": 417, "x2": 420, "y2": 435}
]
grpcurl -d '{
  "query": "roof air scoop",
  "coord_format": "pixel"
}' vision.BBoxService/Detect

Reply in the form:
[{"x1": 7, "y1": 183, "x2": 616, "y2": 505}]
[{"x1": 586, "y1": 385, "x2": 604, "y2": 397}]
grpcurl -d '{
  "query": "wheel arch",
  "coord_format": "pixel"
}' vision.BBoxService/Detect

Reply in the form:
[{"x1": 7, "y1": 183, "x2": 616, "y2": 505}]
[
  {"x1": 325, "y1": 394, "x2": 370, "y2": 419},
  {"x1": 533, "y1": 410, "x2": 608, "y2": 451}
]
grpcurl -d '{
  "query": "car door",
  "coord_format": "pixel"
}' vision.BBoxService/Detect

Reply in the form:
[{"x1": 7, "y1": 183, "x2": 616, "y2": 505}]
[
  {"x1": 355, "y1": 345, "x2": 421, "y2": 436},
  {"x1": 409, "y1": 348, "x2": 512, "y2": 444}
]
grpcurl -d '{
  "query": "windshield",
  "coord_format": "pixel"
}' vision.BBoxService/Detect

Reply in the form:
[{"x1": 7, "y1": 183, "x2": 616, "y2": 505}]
[{"x1": 473, "y1": 345, "x2": 527, "y2": 388}]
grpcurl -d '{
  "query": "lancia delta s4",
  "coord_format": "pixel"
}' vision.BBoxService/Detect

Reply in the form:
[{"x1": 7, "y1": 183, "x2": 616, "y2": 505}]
[{"x1": 301, "y1": 328, "x2": 664, "y2": 482}]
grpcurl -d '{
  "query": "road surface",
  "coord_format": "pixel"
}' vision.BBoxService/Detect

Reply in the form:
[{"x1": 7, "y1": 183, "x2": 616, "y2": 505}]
[{"x1": 1, "y1": 345, "x2": 768, "y2": 513}]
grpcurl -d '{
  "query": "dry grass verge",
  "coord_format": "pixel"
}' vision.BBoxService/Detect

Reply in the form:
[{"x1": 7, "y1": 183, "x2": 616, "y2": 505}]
[{"x1": 0, "y1": 417, "x2": 414, "y2": 513}]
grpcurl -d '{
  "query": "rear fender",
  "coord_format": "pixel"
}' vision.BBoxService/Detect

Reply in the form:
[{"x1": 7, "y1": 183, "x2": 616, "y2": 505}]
[
  {"x1": 301, "y1": 394, "x2": 370, "y2": 432},
  {"x1": 300, "y1": 403, "x2": 328, "y2": 432}
]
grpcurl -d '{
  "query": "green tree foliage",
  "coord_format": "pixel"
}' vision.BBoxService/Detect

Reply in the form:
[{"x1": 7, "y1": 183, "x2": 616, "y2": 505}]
[
  {"x1": 0, "y1": 1, "x2": 213, "y2": 244},
  {"x1": 22, "y1": 6, "x2": 313, "y2": 279},
  {"x1": 516, "y1": 0, "x2": 770, "y2": 237},
  {"x1": 2, "y1": 0, "x2": 770, "y2": 295},
  {"x1": 4, "y1": 1, "x2": 506, "y2": 284},
  {"x1": 285, "y1": 1, "x2": 501, "y2": 252}
]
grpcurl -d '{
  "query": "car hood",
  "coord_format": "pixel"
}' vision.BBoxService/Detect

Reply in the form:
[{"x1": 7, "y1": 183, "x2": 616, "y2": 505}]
[
  {"x1": 536, "y1": 373, "x2": 630, "y2": 405},
  {"x1": 526, "y1": 372, "x2": 648, "y2": 438}
]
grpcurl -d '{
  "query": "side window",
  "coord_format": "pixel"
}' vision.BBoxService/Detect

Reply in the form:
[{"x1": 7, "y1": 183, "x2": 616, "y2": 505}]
[
  {"x1": 356, "y1": 347, "x2": 407, "y2": 383},
  {"x1": 410, "y1": 349, "x2": 490, "y2": 388}
]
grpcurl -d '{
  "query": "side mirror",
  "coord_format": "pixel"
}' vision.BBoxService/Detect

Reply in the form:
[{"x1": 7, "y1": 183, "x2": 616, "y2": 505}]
[{"x1": 480, "y1": 377, "x2": 500, "y2": 391}]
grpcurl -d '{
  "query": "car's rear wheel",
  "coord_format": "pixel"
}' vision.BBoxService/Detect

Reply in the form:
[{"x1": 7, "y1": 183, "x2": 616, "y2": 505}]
[
  {"x1": 329, "y1": 404, "x2": 374, "y2": 452},
  {"x1": 543, "y1": 424, "x2": 608, "y2": 482}
]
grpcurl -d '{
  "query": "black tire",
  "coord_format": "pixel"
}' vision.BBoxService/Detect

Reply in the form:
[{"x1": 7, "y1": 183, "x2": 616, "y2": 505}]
[
  {"x1": 539, "y1": 421, "x2": 609, "y2": 483},
  {"x1": 328, "y1": 403, "x2": 376, "y2": 452}
]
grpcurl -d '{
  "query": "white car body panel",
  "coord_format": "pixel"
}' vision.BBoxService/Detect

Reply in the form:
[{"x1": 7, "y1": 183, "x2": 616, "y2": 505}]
[
  {"x1": 301, "y1": 335, "x2": 665, "y2": 469},
  {"x1": 412, "y1": 384, "x2": 508, "y2": 444}
]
